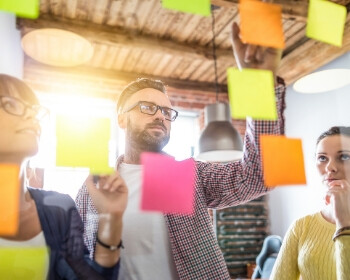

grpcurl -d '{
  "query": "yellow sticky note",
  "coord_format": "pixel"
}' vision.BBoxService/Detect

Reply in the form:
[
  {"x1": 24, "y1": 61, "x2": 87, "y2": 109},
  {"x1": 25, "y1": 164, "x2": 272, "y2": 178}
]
[
  {"x1": 0, "y1": 0, "x2": 39, "y2": 19},
  {"x1": 56, "y1": 115, "x2": 114, "y2": 174},
  {"x1": 0, "y1": 164, "x2": 20, "y2": 235},
  {"x1": 260, "y1": 135, "x2": 306, "y2": 187},
  {"x1": 306, "y1": 0, "x2": 346, "y2": 47},
  {"x1": 239, "y1": 0, "x2": 285, "y2": 49},
  {"x1": 227, "y1": 67, "x2": 277, "y2": 120},
  {"x1": 0, "y1": 247, "x2": 49, "y2": 279},
  {"x1": 162, "y1": 0, "x2": 211, "y2": 16}
]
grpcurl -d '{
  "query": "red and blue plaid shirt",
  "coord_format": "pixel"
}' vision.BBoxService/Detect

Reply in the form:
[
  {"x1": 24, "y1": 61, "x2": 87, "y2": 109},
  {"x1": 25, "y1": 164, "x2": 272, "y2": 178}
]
[{"x1": 76, "y1": 80, "x2": 286, "y2": 280}]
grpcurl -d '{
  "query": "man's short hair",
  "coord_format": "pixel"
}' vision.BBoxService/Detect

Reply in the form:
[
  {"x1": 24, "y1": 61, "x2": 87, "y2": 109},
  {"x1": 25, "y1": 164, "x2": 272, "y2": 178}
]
[{"x1": 116, "y1": 78, "x2": 167, "y2": 114}]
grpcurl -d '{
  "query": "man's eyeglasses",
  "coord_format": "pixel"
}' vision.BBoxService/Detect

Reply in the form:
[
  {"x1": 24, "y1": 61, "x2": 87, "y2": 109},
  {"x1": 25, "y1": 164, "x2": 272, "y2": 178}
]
[
  {"x1": 0, "y1": 96, "x2": 50, "y2": 121},
  {"x1": 123, "y1": 101, "x2": 178, "y2": 122}
]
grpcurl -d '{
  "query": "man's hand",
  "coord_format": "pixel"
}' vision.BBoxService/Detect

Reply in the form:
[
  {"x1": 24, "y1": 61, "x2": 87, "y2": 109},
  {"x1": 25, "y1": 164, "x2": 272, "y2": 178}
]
[
  {"x1": 231, "y1": 22, "x2": 282, "y2": 77},
  {"x1": 86, "y1": 172, "x2": 128, "y2": 215}
]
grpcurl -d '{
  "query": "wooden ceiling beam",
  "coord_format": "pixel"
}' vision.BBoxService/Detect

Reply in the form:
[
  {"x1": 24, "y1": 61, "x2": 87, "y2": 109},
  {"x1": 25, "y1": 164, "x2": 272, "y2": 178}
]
[
  {"x1": 23, "y1": 57, "x2": 228, "y2": 99},
  {"x1": 17, "y1": 14, "x2": 234, "y2": 64}
]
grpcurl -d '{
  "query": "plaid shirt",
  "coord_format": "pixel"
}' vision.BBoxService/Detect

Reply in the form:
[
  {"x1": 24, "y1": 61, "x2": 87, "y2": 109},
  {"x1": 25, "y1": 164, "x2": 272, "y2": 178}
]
[{"x1": 76, "y1": 80, "x2": 286, "y2": 280}]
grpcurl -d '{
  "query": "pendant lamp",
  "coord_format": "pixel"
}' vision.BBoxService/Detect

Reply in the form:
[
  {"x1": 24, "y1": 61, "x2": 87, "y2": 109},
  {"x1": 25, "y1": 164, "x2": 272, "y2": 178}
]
[{"x1": 197, "y1": 7, "x2": 243, "y2": 162}]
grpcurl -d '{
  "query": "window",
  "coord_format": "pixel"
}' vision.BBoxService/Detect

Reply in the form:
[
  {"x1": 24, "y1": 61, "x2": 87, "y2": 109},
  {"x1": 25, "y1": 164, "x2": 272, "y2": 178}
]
[{"x1": 30, "y1": 94, "x2": 199, "y2": 199}]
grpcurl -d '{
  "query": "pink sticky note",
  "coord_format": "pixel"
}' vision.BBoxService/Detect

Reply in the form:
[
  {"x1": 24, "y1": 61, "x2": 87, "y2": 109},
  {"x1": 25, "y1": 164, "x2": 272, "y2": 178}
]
[{"x1": 141, "y1": 153, "x2": 195, "y2": 215}]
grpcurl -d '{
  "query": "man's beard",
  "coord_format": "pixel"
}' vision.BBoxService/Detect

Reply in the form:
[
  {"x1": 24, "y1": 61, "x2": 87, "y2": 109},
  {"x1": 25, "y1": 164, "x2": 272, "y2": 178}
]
[{"x1": 127, "y1": 118, "x2": 170, "y2": 152}]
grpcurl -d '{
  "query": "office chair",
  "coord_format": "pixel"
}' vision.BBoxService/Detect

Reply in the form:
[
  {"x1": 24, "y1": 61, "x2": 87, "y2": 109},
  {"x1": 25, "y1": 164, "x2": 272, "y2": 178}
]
[{"x1": 251, "y1": 235, "x2": 282, "y2": 279}]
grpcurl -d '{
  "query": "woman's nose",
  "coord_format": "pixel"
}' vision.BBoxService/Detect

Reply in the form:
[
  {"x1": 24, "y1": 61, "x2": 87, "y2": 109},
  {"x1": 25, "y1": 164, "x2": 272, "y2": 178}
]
[{"x1": 325, "y1": 159, "x2": 338, "y2": 173}]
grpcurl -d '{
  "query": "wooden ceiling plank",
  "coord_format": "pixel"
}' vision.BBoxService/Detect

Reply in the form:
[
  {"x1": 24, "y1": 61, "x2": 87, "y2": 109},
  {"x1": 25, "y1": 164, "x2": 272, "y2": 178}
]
[
  {"x1": 142, "y1": 1, "x2": 165, "y2": 35},
  {"x1": 284, "y1": 21, "x2": 305, "y2": 40},
  {"x1": 188, "y1": 60, "x2": 214, "y2": 81},
  {"x1": 90, "y1": 0, "x2": 111, "y2": 25},
  {"x1": 48, "y1": 0, "x2": 63, "y2": 16},
  {"x1": 122, "y1": 0, "x2": 140, "y2": 27},
  {"x1": 198, "y1": 7, "x2": 237, "y2": 46},
  {"x1": 111, "y1": 47, "x2": 130, "y2": 71},
  {"x1": 152, "y1": 54, "x2": 174, "y2": 76},
  {"x1": 177, "y1": 14, "x2": 204, "y2": 43},
  {"x1": 163, "y1": 12, "x2": 192, "y2": 41},
  {"x1": 105, "y1": 0, "x2": 124, "y2": 26},
  {"x1": 75, "y1": 0, "x2": 91, "y2": 21},
  {"x1": 40, "y1": 0, "x2": 50, "y2": 14},
  {"x1": 171, "y1": 59, "x2": 193, "y2": 79},
  {"x1": 161, "y1": 57, "x2": 184, "y2": 78},
  {"x1": 62, "y1": 0, "x2": 78, "y2": 19},
  {"x1": 102, "y1": 45, "x2": 119, "y2": 69},
  {"x1": 131, "y1": 50, "x2": 151, "y2": 74},
  {"x1": 179, "y1": 59, "x2": 203, "y2": 80},
  {"x1": 140, "y1": 52, "x2": 164, "y2": 75},
  {"x1": 135, "y1": 0, "x2": 159, "y2": 31},
  {"x1": 123, "y1": 48, "x2": 144, "y2": 72},
  {"x1": 148, "y1": 7, "x2": 178, "y2": 37}
]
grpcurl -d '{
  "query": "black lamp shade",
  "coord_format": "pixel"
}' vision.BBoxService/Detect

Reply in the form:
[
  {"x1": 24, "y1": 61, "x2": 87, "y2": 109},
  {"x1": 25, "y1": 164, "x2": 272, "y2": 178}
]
[{"x1": 197, "y1": 103, "x2": 243, "y2": 162}]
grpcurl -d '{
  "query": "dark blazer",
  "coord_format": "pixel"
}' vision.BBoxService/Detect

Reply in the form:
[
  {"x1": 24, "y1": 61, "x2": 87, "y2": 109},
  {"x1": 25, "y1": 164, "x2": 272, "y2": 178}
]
[{"x1": 28, "y1": 187, "x2": 119, "y2": 280}]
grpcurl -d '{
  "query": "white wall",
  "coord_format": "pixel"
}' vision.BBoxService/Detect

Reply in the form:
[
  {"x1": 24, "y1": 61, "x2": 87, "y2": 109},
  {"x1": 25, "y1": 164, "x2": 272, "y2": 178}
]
[
  {"x1": 268, "y1": 51, "x2": 350, "y2": 237},
  {"x1": 0, "y1": 11, "x2": 23, "y2": 77}
]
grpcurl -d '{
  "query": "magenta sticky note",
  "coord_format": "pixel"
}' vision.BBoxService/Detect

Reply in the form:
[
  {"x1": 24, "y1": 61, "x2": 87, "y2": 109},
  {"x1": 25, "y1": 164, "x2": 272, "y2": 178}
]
[{"x1": 141, "y1": 153, "x2": 195, "y2": 215}]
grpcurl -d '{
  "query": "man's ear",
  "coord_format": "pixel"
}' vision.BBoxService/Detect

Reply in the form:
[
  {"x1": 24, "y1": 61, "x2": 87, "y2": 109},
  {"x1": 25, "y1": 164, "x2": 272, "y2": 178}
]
[{"x1": 118, "y1": 114, "x2": 126, "y2": 129}]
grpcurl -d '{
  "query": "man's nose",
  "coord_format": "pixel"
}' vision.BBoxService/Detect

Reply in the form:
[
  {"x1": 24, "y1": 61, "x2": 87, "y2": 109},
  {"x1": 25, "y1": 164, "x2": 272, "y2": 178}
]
[{"x1": 154, "y1": 108, "x2": 165, "y2": 121}]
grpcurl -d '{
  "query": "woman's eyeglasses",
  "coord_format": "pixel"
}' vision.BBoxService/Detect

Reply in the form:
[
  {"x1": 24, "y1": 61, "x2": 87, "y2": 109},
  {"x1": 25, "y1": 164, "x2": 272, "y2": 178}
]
[
  {"x1": 0, "y1": 96, "x2": 50, "y2": 121},
  {"x1": 123, "y1": 101, "x2": 178, "y2": 122}
]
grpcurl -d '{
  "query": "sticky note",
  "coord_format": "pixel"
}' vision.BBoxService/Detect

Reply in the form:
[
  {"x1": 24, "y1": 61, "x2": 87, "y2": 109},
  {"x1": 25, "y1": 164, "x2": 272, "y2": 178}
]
[
  {"x1": 260, "y1": 135, "x2": 306, "y2": 186},
  {"x1": 0, "y1": 164, "x2": 20, "y2": 235},
  {"x1": 239, "y1": 1, "x2": 285, "y2": 48},
  {"x1": 141, "y1": 153, "x2": 195, "y2": 215},
  {"x1": 56, "y1": 115, "x2": 114, "y2": 174},
  {"x1": 0, "y1": 247, "x2": 49, "y2": 279},
  {"x1": 306, "y1": 0, "x2": 346, "y2": 47},
  {"x1": 162, "y1": 0, "x2": 211, "y2": 17},
  {"x1": 0, "y1": 0, "x2": 39, "y2": 19},
  {"x1": 227, "y1": 67, "x2": 277, "y2": 120}
]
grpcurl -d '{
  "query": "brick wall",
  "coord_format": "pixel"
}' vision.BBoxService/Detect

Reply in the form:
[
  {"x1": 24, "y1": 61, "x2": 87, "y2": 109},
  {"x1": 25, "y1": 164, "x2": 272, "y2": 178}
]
[{"x1": 167, "y1": 88, "x2": 246, "y2": 136}]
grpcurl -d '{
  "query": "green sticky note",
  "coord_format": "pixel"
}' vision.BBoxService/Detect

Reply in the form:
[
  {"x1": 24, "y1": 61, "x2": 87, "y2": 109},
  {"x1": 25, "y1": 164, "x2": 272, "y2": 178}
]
[
  {"x1": 0, "y1": 0, "x2": 39, "y2": 19},
  {"x1": 306, "y1": 0, "x2": 346, "y2": 47},
  {"x1": 227, "y1": 68, "x2": 277, "y2": 120},
  {"x1": 162, "y1": 0, "x2": 211, "y2": 16},
  {"x1": 0, "y1": 247, "x2": 49, "y2": 279},
  {"x1": 56, "y1": 115, "x2": 114, "y2": 174}
]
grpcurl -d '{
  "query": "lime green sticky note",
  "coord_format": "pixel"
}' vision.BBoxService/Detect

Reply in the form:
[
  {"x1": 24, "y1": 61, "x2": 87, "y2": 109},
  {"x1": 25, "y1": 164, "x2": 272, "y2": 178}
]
[
  {"x1": 0, "y1": 247, "x2": 49, "y2": 279},
  {"x1": 306, "y1": 0, "x2": 346, "y2": 47},
  {"x1": 227, "y1": 68, "x2": 277, "y2": 120},
  {"x1": 56, "y1": 115, "x2": 114, "y2": 174},
  {"x1": 0, "y1": 0, "x2": 39, "y2": 19},
  {"x1": 162, "y1": 0, "x2": 211, "y2": 16}
]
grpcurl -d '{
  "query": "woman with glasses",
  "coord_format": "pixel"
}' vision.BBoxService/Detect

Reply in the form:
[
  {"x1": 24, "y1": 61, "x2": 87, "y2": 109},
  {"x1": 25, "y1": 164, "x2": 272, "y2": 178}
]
[
  {"x1": 0, "y1": 74, "x2": 127, "y2": 279},
  {"x1": 270, "y1": 127, "x2": 350, "y2": 280}
]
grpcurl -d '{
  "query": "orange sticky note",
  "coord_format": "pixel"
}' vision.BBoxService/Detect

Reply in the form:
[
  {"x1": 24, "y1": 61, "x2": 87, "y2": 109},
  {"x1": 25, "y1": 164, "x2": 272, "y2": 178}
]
[
  {"x1": 0, "y1": 164, "x2": 20, "y2": 235},
  {"x1": 260, "y1": 135, "x2": 306, "y2": 186},
  {"x1": 239, "y1": 1, "x2": 285, "y2": 49}
]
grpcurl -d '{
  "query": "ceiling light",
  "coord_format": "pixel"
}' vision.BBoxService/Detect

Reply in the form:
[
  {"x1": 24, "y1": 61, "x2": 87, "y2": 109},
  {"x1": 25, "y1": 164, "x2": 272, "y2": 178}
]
[
  {"x1": 293, "y1": 69, "x2": 350, "y2": 94},
  {"x1": 21, "y1": 28, "x2": 94, "y2": 67},
  {"x1": 197, "y1": 102, "x2": 243, "y2": 162}
]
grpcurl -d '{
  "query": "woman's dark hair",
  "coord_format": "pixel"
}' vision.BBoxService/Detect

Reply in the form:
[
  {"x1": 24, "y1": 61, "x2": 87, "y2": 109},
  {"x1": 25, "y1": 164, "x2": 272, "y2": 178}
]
[
  {"x1": 316, "y1": 126, "x2": 350, "y2": 145},
  {"x1": 0, "y1": 74, "x2": 38, "y2": 105},
  {"x1": 116, "y1": 78, "x2": 167, "y2": 114}
]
